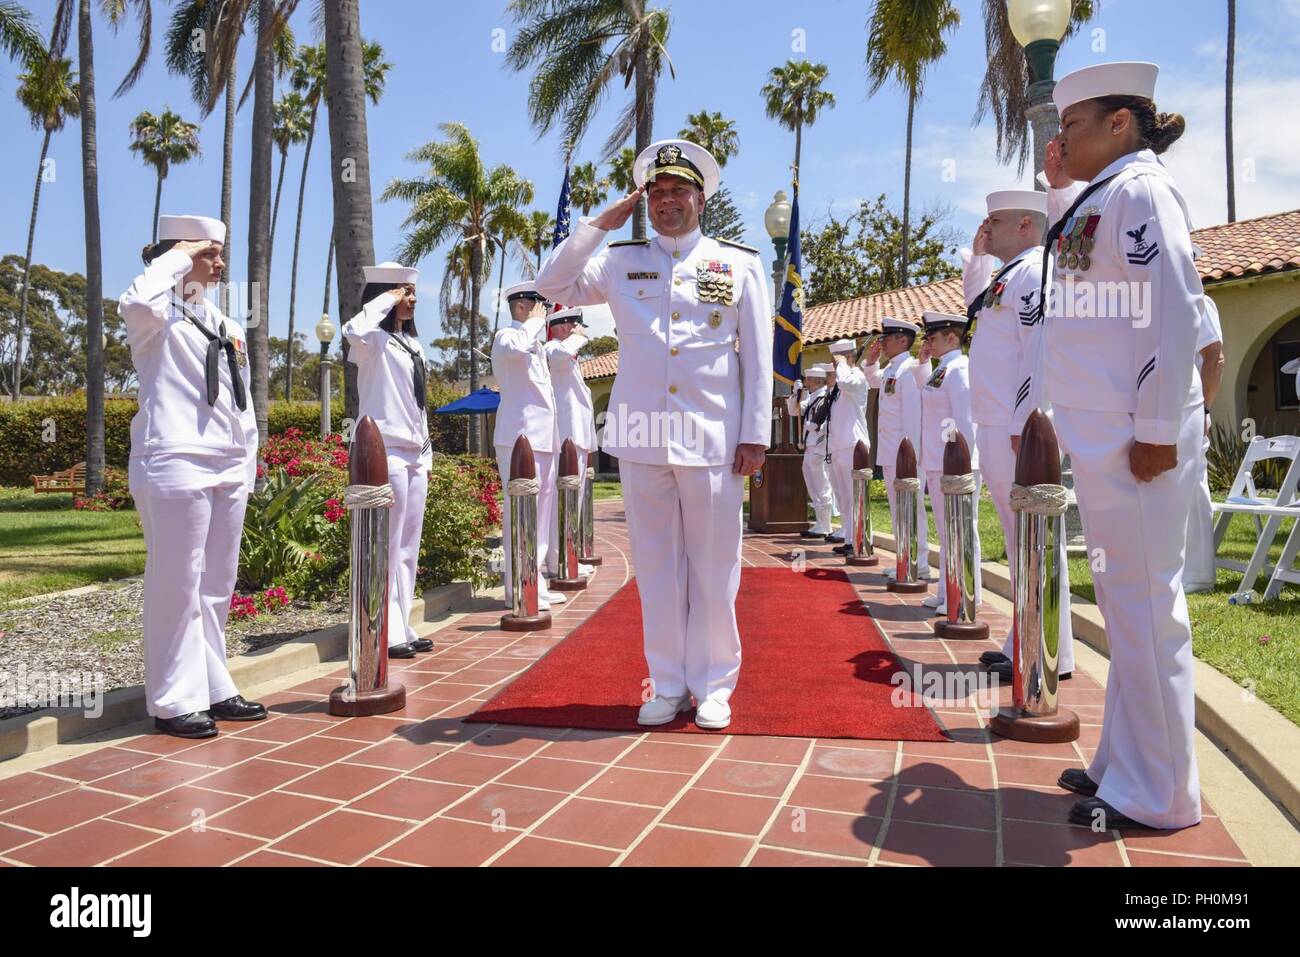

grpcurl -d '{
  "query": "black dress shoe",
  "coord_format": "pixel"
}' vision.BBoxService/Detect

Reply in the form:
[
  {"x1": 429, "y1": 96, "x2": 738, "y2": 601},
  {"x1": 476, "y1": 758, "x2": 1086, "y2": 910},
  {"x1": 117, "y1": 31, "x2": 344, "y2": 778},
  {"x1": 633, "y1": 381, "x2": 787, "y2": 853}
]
[
  {"x1": 388, "y1": 643, "x2": 416, "y2": 659},
  {"x1": 824, "y1": 534, "x2": 844, "y2": 543},
  {"x1": 155, "y1": 712, "x2": 218, "y2": 739},
  {"x1": 209, "y1": 695, "x2": 267, "y2": 721},
  {"x1": 979, "y1": 651, "x2": 1010, "y2": 666},
  {"x1": 800, "y1": 530, "x2": 824, "y2": 538},
  {"x1": 1058, "y1": 767, "x2": 1099, "y2": 797},
  {"x1": 410, "y1": 637, "x2": 434, "y2": 653},
  {"x1": 1068, "y1": 796, "x2": 1149, "y2": 829},
  {"x1": 833, "y1": 543, "x2": 853, "y2": 555}
]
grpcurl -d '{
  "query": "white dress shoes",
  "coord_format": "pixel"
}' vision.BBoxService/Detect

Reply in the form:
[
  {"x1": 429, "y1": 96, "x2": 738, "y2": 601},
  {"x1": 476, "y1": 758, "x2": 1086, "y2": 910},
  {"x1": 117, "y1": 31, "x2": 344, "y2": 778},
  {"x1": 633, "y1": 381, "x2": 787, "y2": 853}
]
[
  {"x1": 921, "y1": 593, "x2": 943, "y2": 608},
  {"x1": 694, "y1": 697, "x2": 731, "y2": 730},
  {"x1": 637, "y1": 693, "x2": 692, "y2": 727}
]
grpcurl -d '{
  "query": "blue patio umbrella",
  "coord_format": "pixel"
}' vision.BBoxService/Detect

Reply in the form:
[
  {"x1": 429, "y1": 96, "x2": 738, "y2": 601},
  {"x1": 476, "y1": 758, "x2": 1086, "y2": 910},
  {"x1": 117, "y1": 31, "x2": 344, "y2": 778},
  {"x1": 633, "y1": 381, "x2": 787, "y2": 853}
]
[{"x1": 433, "y1": 387, "x2": 499, "y2": 414}]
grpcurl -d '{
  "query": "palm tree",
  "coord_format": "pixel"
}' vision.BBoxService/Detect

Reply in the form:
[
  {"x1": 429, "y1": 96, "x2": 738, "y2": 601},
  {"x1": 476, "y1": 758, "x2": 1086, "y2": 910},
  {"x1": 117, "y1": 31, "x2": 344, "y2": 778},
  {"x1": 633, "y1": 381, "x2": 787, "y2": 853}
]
[
  {"x1": 12, "y1": 54, "x2": 79, "y2": 399},
  {"x1": 865, "y1": 0, "x2": 959, "y2": 285},
  {"x1": 1225, "y1": 0, "x2": 1236, "y2": 223},
  {"x1": 321, "y1": 0, "x2": 377, "y2": 421},
  {"x1": 606, "y1": 146, "x2": 636, "y2": 194},
  {"x1": 382, "y1": 122, "x2": 534, "y2": 453},
  {"x1": 761, "y1": 60, "x2": 835, "y2": 182},
  {"x1": 50, "y1": 0, "x2": 154, "y2": 495},
  {"x1": 679, "y1": 110, "x2": 739, "y2": 167},
  {"x1": 569, "y1": 161, "x2": 608, "y2": 216},
  {"x1": 128, "y1": 108, "x2": 202, "y2": 242},
  {"x1": 0, "y1": 1, "x2": 43, "y2": 82},
  {"x1": 974, "y1": 0, "x2": 1096, "y2": 171},
  {"x1": 270, "y1": 90, "x2": 310, "y2": 260},
  {"x1": 505, "y1": 0, "x2": 674, "y2": 239},
  {"x1": 519, "y1": 209, "x2": 556, "y2": 274}
]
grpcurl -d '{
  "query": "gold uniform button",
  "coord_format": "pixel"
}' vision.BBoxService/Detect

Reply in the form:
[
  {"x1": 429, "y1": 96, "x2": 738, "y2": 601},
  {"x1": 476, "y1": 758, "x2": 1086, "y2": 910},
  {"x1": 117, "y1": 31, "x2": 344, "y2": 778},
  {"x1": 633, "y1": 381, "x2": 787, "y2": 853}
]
[
  {"x1": 668, "y1": 385, "x2": 678, "y2": 394},
  {"x1": 636, "y1": 289, "x2": 644, "y2": 298},
  {"x1": 670, "y1": 347, "x2": 679, "y2": 356},
  {"x1": 672, "y1": 249, "x2": 680, "y2": 258},
  {"x1": 673, "y1": 278, "x2": 682, "y2": 286},
  {"x1": 671, "y1": 311, "x2": 681, "y2": 321},
  {"x1": 709, "y1": 309, "x2": 722, "y2": 328}
]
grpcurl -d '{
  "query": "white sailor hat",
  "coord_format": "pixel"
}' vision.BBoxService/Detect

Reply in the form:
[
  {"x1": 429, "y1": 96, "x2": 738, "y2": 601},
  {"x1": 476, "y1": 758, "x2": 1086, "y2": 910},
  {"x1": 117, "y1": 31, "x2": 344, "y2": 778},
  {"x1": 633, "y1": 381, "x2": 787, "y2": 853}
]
[
  {"x1": 547, "y1": 306, "x2": 585, "y2": 328},
  {"x1": 1053, "y1": 61, "x2": 1159, "y2": 114},
  {"x1": 803, "y1": 365, "x2": 828, "y2": 379},
  {"x1": 634, "y1": 139, "x2": 722, "y2": 200},
  {"x1": 922, "y1": 311, "x2": 970, "y2": 334},
  {"x1": 158, "y1": 214, "x2": 226, "y2": 244},
  {"x1": 986, "y1": 189, "x2": 1048, "y2": 216},
  {"x1": 363, "y1": 261, "x2": 419, "y2": 285},
  {"x1": 828, "y1": 338, "x2": 857, "y2": 355},
  {"x1": 881, "y1": 316, "x2": 921, "y2": 335},
  {"x1": 503, "y1": 280, "x2": 549, "y2": 303}
]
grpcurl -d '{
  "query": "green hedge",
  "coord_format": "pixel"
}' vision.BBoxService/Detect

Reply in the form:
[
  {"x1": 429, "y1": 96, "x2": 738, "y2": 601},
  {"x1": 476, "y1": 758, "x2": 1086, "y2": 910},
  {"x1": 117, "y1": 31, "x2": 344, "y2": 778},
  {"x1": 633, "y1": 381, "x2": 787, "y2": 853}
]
[{"x1": 1, "y1": 393, "x2": 472, "y2": 485}]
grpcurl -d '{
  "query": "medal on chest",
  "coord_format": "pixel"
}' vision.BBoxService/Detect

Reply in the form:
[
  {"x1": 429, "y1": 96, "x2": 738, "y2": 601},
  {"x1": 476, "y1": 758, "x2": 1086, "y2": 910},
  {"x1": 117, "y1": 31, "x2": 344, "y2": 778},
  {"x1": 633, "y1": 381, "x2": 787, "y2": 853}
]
[
  {"x1": 926, "y1": 367, "x2": 947, "y2": 390},
  {"x1": 231, "y1": 337, "x2": 247, "y2": 367},
  {"x1": 1058, "y1": 212, "x2": 1101, "y2": 273},
  {"x1": 884, "y1": 376, "x2": 897, "y2": 396},
  {"x1": 695, "y1": 260, "x2": 734, "y2": 305},
  {"x1": 982, "y1": 279, "x2": 1007, "y2": 310}
]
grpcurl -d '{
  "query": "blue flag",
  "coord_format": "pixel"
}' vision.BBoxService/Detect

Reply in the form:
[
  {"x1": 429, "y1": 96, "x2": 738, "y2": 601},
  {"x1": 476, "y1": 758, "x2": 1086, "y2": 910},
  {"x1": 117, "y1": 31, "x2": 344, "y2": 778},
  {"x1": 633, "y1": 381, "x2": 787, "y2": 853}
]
[
  {"x1": 772, "y1": 187, "x2": 803, "y2": 385},
  {"x1": 553, "y1": 164, "x2": 572, "y2": 248}
]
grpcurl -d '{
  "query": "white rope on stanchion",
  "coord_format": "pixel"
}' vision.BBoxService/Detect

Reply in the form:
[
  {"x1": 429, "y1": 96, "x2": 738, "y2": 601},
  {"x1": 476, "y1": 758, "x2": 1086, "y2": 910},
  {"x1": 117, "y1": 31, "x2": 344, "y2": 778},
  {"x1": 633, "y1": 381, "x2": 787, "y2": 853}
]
[
  {"x1": 1010, "y1": 482, "x2": 1069, "y2": 515},
  {"x1": 557, "y1": 475, "x2": 583, "y2": 491},
  {"x1": 585, "y1": 467, "x2": 595, "y2": 480},
  {"x1": 344, "y1": 484, "x2": 395, "y2": 509},
  {"x1": 852, "y1": 467, "x2": 873, "y2": 481},
  {"x1": 507, "y1": 477, "x2": 540, "y2": 496},
  {"x1": 894, "y1": 477, "x2": 921, "y2": 494},
  {"x1": 940, "y1": 472, "x2": 978, "y2": 496}
]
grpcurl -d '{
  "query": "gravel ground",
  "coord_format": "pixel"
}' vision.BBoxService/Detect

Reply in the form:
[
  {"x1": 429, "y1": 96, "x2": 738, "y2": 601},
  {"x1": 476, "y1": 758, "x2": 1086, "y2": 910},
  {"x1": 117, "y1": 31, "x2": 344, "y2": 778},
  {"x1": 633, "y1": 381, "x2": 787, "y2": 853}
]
[{"x1": 0, "y1": 580, "x2": 347, "y2": 721}]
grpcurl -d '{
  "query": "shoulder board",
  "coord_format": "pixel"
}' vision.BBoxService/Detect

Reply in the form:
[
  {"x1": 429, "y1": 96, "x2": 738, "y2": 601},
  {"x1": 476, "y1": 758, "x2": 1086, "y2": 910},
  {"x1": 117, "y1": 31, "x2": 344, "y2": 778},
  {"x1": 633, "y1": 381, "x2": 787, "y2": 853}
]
[
  {"x1": 608, "y1": 238, "x2": 650, "y2": 248},
  {"x1": 716, "y1": 238, "x2": 760, "y2": 255}
]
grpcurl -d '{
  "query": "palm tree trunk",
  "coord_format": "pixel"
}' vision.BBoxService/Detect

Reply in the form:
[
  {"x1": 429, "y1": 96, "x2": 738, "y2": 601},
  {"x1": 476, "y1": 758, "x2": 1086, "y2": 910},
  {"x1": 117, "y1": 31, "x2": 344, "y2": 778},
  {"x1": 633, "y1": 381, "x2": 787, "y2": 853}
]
[
  {"x1": 468, "y1": 238, "x2": 484, "y2": 454},
  {"x1": 79, "y1": 0, "x2": 105, "y2": 495},
  {"x1": 247, "y1": 0, "x2": 275, "y2": 462},
  {"x1": 900, "y1": 88, "x2": 915, "y2": 286},
  {"x1": 1225, "y1": 0, "x2": 1236, "y2": 223},
  {"x1": 631, "y1": 43, "x2": 655, "y2": 240},
  {"x1": 151, "y1": 172, "x2": 163, "y2": 243},
  {"x1": 793, "y1": 106, "x2": 802, "y2": 182},
  {"x1": 220, "y1": 50, "x2": 236, "y2": 315},
  {"x1": 322, "y1": 225, "x2": 335, "y2": 318},
  {"x1": 286, "y1": 103, "x2": 318, "y2": 400},
  {"x1": 323, "y1": 0, "x2": 377, "y2": 423},
  {"x1": 13, "y1": 128, "x2": 51, "y2": 399},
  {"x1": 270, "y1": 149, "x2": 287, "y2": 266}
]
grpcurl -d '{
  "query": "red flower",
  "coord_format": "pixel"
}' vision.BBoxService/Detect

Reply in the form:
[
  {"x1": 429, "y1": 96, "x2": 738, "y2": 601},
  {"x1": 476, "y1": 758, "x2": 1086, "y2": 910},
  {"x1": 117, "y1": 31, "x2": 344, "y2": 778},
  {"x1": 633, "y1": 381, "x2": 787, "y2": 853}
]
[{"x1": 324, "y1": 498, "x2": 345, "y2": 523}]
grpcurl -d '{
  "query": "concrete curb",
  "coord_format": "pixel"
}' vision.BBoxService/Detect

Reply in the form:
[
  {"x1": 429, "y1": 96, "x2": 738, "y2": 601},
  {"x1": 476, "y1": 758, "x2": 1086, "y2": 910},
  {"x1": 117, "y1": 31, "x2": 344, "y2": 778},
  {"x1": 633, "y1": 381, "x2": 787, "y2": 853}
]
[
  {"x1": 0, "y1": 581, "x2": 472, "y2": 763},
  {"x1": 868, "y1": 529, "x2": 1300, "y2": 825}
]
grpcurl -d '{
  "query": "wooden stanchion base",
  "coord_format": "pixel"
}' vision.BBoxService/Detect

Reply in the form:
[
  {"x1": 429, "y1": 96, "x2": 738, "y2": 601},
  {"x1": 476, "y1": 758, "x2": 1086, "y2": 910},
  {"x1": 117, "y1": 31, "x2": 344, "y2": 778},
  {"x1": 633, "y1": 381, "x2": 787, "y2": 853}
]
[
  {"x1": 580, "y1": 555, "x2": 603, "y2": 566},
  {"x1": 887, "y1": 580, "x2": 929, "y2": 594},
  {"x1": 990, "y1": 706, "x2": 1080, "y2": 743},
  {"x1": 501, "y1": 611, "x2": 552, "y2": 632},
  {"x1": 328, "y1": 681, "x2": 406, "y2": 717},
  {"x1": 549, "y1": 576, "x2": 587, "y2": 592},
  {"x1": 846, "y1": 553, "x2": 879, "y2": 566},
  {"x1": 934, "y1": 619, "x2": 989, "y2": 640}
]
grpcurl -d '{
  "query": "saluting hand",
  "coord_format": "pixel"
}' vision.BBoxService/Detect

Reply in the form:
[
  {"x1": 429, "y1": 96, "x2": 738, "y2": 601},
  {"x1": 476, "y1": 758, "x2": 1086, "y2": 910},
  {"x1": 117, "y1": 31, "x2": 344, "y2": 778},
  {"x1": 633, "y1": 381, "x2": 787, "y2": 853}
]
[
  {"x1": 591, "y1": 187, "x2": 647, "y2": 232},
  {"x1": 866, "y1": 340, "x2": 882, "y2": 365},
  {"x1": 917, "y1": 340, "x2": 932, "y2": 364},
  {"x1": 972, "y1": 219, "x2": 991, "y2": 257},
  {"x1": 1044, "y1": 137, "x2": 1073, "y2": 190},
  {"x1": 1129, "y1": 441, "x2": 1177, "y2": 482}
]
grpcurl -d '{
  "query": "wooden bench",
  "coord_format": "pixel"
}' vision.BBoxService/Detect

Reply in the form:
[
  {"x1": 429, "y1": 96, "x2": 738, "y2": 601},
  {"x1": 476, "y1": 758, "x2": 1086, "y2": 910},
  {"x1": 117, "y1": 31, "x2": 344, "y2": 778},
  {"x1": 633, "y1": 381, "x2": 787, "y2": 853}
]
[{"x1": 31, "y1": 462, "x2": 87, "y2": 495}]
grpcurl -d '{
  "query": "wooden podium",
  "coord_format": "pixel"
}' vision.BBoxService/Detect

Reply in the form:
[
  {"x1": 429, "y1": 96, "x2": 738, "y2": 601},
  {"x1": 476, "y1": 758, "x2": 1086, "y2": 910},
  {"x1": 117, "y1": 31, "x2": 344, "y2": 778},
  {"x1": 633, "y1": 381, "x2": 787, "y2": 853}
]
[{"x1": 748, "y1": 395, "x2": 810, "y2": 534}]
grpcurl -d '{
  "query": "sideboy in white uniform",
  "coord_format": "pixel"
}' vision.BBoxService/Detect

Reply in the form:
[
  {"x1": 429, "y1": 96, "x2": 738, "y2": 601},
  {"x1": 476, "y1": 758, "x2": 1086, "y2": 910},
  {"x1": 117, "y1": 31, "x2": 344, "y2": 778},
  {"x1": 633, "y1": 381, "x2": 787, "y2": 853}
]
[
  {"x1": 786, "y1": 364, "x2": 836, "y2": 537},
  {"x1": 1184, "y1": 296, "x2": 1224, "y2": 592},
  {"x1": 545, "y1": 307, "x2": 598, "y2": 577},
  {"x1": 536, "y1": 139, "x2": 773, "y2": 730},
  {"x1": 826, "y1": 339, "x2": 872, "y2": 557},
  {"x1": 120, "y1": 214, "x2": 266, "y2": 738}
]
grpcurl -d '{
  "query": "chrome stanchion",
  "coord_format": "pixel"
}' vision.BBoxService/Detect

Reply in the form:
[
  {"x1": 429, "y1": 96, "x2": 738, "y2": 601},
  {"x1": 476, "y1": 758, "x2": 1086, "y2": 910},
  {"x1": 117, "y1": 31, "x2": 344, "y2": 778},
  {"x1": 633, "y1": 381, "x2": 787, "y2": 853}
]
[
  {"x1": 847, "y1": 439, "x2": 878, "y2": 567},
  {"x1": 887, "y1": 437, "x2": 927, "y2": 594},
  {"x1": 501, "y1": 434, "x2": 552, "y2": 632},
  {"x1": 551, "y1": 438, "x2": 587, "y2": 592},
  {"x1": 935, "y1": 432, "x2": 987, "y2": 640}
]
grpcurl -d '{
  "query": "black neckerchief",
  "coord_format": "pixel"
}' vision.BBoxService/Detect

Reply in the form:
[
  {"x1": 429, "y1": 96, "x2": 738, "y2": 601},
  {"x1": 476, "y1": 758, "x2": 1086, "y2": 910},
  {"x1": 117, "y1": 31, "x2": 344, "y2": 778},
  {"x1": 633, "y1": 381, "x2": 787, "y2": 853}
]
[
  {"x1": 1038, "y1": 174, "x2": 1120, "y2": 319},
  {"x1": 176, "y1": 300, "x2": 247, "y2": 411},
  {"x1": 966, "y1": 250, "x2": 1032, "y2": 324},
  {"x1": 387, "y1": 332, "x2": 427, "y2": 412},
  {"x1": 822, "y1": 384, "x2": 840, "y2": 462}
]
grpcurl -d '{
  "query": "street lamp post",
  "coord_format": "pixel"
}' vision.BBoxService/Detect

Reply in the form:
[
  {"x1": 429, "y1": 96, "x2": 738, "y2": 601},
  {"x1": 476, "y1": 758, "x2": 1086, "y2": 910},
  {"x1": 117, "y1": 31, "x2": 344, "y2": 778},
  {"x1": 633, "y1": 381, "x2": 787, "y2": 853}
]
[
  {"x1": 315, "y1": 313, "x2": 335, "y2": 439},
  {"x1": 764, "y1": 190, "x2": 792, "y2": 305},
  {"x1": 1008, "y1": 0, "x2": 1072, "y2": 179}
]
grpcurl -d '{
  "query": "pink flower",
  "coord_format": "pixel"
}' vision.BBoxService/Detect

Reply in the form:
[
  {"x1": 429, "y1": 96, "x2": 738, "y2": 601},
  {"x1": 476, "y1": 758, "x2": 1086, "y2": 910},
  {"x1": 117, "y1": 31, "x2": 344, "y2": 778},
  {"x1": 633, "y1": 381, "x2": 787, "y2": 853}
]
[{"x1": 324, "y1": 498, "x2": 345, "y2": 523}]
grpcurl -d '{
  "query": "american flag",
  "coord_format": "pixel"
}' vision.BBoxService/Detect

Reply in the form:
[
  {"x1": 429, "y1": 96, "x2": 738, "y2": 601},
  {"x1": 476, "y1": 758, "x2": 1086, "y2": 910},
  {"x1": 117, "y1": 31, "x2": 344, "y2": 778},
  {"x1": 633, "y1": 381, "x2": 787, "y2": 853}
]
[{"x1": 552, "y1": 163, "x2": 572, "y2": 248}]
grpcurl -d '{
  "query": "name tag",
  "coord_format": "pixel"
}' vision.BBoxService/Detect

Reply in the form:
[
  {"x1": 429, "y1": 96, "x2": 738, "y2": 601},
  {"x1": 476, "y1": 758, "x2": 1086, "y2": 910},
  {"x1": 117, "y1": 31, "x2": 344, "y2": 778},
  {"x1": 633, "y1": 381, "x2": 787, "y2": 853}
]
[{"x1": 626, "y1": 271, "x2": 659, "y2": 280}]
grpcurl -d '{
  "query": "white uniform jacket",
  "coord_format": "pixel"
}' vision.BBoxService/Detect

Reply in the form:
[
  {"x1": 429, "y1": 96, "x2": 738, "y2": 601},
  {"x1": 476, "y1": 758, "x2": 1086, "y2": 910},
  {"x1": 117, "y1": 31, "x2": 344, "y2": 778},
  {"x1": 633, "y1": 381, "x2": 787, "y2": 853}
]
[
  {"x1": 786, "y1": 384, "x2": 830, "y2": 452},
  {"x1": 963, "y1": 245, "x2": 1047, "y2": 431},
  {"x1": 119, "y1": 248, "x2": 258, "y2": 460},
  {"x1": 343, "y1": 292, "x2": 433, "y2": 467},
  {"x1": 865, "y1": 352, "x2": 923, "y2": 471},
  {"x1": 1015, "y1": 150, "x2": 1205, "y2": 443},
  {"x1": 491, "y1": 315, "x2": 557, "y2": 454},
  {"x1": 914, "y1": 348, "x2": 978, "y2": 475},
  {"x1": 545, "y1": 334, "x2": 597, "y2": 453},
  {"x1": 536, "y1": 220, "x2": 773, "y2": 467},
  {"x1": 828, "y1": 358, "x2": 872, "y2": 454}
]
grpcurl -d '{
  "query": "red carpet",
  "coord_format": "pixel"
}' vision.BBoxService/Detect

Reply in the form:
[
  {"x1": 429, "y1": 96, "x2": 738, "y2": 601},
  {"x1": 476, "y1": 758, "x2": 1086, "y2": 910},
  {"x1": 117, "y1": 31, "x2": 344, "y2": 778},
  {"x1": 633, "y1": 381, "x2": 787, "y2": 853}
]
[{"x1": 468, "y1": 567, "x2": 945, "y2": 740}]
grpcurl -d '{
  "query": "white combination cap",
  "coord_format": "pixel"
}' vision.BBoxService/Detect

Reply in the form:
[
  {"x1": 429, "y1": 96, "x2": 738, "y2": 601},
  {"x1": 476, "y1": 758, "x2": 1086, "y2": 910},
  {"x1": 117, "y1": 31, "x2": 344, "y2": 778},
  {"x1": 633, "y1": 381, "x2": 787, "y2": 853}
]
[
  {"x1": 547, "y1": 307, "x2": 585, "y2": 328},
  {"x1": 158, "y1": 214, "x2": 226, "y2": 244},
  {"x1": 634, "y1": 139, "x2": 721, "y2": 200},
  {"x1": 986, "y1": 189, "x2": 1048, "y2": 215},
  {"x1": 1053, "y1": 61, "x2": 1159, "y2": 114},
  {"x1": 881, "y1": 316, "x2": 921, "y2": 334},
  {"x1": 363, "y1": 261, "x2": 419, "y2": 285},
  {"x1": 828, "y1": 338, "x2": 857, "y2": 355},
  {"x1": 922, "y1": 311, "x2": 970, "y2": 333}
]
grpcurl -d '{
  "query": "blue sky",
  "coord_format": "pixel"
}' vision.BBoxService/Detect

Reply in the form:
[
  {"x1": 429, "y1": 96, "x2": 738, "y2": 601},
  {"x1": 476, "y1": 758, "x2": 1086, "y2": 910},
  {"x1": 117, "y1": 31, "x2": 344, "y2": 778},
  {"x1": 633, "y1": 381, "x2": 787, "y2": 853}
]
[{"x1": 3, "y1": 0, "x2": 1298, "y2": 343}]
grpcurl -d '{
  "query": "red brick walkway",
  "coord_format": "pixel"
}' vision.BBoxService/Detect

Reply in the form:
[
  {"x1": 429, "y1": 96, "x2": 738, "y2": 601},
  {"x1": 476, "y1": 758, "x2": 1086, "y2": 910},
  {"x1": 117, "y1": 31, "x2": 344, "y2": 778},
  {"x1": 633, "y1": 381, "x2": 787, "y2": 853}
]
[{"x1": 0, "y1": 499, "x2": 1249, "y2": 867}]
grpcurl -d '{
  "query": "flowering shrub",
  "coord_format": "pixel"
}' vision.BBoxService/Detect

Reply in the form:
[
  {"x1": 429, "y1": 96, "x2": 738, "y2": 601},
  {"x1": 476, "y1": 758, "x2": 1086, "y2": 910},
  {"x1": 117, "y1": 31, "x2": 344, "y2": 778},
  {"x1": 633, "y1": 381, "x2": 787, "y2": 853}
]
[
  {"x1": 229, "y1": 586, "x2": 293, "y2": 621},
  {"x1": 418, "y1": 455, "x2": 501, "y2": 593},
  {"x1": 73, "y1": 467, "x2": 133, "y2": 512},
  {"x1": 261, "y1": 428, "x2": 349, "y2": 478}
]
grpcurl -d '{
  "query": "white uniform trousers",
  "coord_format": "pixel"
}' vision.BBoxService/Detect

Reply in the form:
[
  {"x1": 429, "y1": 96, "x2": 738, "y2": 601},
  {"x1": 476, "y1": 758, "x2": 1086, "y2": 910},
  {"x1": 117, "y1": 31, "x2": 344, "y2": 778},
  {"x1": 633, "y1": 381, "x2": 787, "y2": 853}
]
[
  {"x1": 619, "y1": 461, "x2": 744, "y2": 704},
  {"x1": 496, "y1": 444, "x2": 557, "y2": 604},
  {"x1": 801, "y1": 445, "x2": 835, "y2": 533},
  {"x1": 925, "y1": 469, "x2": 983, "y2": 607},
  {"x1": 827, "y1": 450, "x2": 859, "y2": 548},
  {"x1": 977, "y1": 428, "x2": 1075, "y2": 674},
  {"x1": 129, "y1": 451, "x2": 253, "y2": 719},
  {"x1": 1184, "y1": 430, "x2": 1216, "y2": 591},
  {"x1": 1054, "y1": 404, "x2": 1202, "y2": 830},
  {"x1": 546, "y1": 448, "x2": 589, "y2": 576},
  {"x1": 881, "y1": 463, "x2": 931, "y2": 579},
  {"x1": 386, "y1": 447, "x2": 428, "y2": 647}
]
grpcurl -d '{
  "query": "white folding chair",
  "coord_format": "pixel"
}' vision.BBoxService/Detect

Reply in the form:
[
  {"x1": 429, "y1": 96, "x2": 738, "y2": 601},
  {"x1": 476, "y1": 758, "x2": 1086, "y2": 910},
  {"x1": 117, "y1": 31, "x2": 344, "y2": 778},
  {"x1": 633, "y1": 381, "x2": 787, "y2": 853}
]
[{"x1": 1211, "y1": 435, "x2": 1300, "y2": 598}]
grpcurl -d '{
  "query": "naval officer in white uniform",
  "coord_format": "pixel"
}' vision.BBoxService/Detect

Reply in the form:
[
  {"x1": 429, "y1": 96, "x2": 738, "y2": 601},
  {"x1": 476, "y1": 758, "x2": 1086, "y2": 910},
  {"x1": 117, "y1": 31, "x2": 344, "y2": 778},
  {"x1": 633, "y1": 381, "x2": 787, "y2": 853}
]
[
  {"x1": 492, "y1": 281, "x2": 568, "y2": 611},
  {"x1": 120, "y1": 214, "x2": 266, "y2": 738},
  {"x1": 1018, "y1": 62, "x2": 1204, "y2": 830},
  {"x1": 545, "y1": 306, "x2": 598, "y2": 576},
  {"x1": 913, "y1": 313, "x2": 982, "y2": 615},
  {"x1": 536, "y1": 139, "x2": 773, "y2": 730},
  {"x1": 1184, "y1": 296, "x2": 1224, "y2": 593},
  {"x1": 343, "y1": 263, "x2": 435, "y2": 659},
  {"x1": 863, "y1": 318, "x2": 928, "y2": 577},
  {"x1": 962, "y1": 191, "x2": 1075, "y2": 679},
  {"x1": 825, "y1": 339, "x2": 873, "y2": 557},
  {"x1": 787, "y1": 364, "x2": 837, "y2": 538}
]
